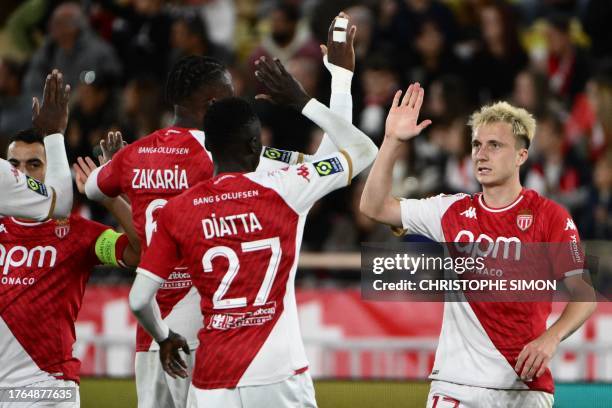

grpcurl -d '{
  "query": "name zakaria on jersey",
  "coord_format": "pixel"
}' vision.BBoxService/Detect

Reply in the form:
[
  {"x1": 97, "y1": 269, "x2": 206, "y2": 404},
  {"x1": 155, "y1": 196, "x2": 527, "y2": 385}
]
[
  {"x1": 138, "y1": 152, "x2": 352, "y2": 389},
  {"x1": 0, "y1": 215, "x2": 109, "y2": 387},
  {"x1": 90, "y1": 126, "x2": 310, "y2": 352},
  {"x1": 399, "y1": 189, "x2": 585, "y2": 394}
]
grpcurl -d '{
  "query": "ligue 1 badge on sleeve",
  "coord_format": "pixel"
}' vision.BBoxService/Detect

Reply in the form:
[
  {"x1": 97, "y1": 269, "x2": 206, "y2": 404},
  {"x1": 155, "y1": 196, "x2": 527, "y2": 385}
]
[
  {"x1": 516, "y1": 209, "x2": 533, "y2": 231},
  {"x1": 55, "y1": 219, "x2": 70, "y2": 239}
]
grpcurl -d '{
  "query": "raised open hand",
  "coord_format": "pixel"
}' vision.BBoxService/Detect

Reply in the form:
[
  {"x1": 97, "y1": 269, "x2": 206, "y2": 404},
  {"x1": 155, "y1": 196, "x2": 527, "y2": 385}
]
[
  {"x1": 321, "y1": 11, "x2": 357, "y2": 72},
  {"x1": 254, "y1": 56, "x2": 311, "y2": 110},
  {"x1": 384, "y1": 83, "x2": 432, "y2": 142},
  {"x1": 32, "y1": 69, "x2": 71, "y2": 135},
  {"x1": 73, "y1": 157, "x2": 98, "y2": 195},
  {"x1": 100, "y1": 131, "x2": 127, "y2": 163}
]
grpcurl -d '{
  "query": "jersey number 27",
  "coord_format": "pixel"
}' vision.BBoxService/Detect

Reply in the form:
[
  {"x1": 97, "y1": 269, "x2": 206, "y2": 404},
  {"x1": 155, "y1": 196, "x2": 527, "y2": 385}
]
[{"x1": 202, "y1": 238, "x2": 282, "y2": 310}]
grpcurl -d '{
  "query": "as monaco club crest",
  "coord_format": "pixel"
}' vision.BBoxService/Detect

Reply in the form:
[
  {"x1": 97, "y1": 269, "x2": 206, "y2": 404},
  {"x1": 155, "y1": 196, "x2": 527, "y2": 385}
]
[
  {"x1": 55, "y1": 219, "x2": 70, "y2": 239},
  {"x1": 516, "y1": 209, "x2": 533, "y2": 231}
]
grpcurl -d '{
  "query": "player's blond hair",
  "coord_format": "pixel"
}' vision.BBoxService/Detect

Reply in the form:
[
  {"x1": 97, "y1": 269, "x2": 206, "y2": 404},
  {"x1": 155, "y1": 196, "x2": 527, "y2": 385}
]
[{"x1": 468, "y1": 101, "x2": 536, "y2": 148}]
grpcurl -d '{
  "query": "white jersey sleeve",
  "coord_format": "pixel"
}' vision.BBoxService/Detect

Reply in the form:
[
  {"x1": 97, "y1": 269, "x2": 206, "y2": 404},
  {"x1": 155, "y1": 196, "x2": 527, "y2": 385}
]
[
  {"x1": 0, "y1": 159, "x2": 55, "y2": 221},
  {"x1": 399, "y1": 194, "x2": 466, "y2": 241},
  {"x1": 248, "y1": 151, "x2": 352, "y2": 214},
  {"x1": 256, "y1": 147, "x2": 304, "y2": 172}
]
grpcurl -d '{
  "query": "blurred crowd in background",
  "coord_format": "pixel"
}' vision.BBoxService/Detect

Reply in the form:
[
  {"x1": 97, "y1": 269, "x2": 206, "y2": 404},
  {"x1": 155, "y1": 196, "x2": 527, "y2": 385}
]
[{"x1": 1, "y1": 0, "x2": 612, "y2": 256}]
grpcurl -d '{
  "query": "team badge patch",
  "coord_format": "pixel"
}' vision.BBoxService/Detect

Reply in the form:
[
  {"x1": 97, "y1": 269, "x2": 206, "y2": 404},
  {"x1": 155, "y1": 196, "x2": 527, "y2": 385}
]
[
  {"x1": 516, "y1": 209, "x2": 533, "y2": 231},
  {"x1": 25, "y1": 175, "x2": 48, "y2": 196},
  {"x1": 262, "y1": 147, "x2": 292, "y2": 164},
  {"x1": 54, "y1": 219, "x2": 70, "y2": 239},
  {"x1": 313, "y1": 157, "x2": 344, "y2": 177}
]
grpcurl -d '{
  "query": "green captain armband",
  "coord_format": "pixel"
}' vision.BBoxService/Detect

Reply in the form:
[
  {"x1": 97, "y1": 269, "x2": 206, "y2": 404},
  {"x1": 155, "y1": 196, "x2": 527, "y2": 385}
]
[{"x1": 95, "y1": 229, "x2": 123, "y2": 266}]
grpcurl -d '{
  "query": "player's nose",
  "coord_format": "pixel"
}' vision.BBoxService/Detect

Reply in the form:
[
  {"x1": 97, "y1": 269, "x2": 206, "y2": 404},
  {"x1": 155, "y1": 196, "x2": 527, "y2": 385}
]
[
  {"x1": 17, "y1": 164, "x2": 28, "y2": 174},
  {"x1": 473, "y1": 146, "x2": 488, "y2": 161}
]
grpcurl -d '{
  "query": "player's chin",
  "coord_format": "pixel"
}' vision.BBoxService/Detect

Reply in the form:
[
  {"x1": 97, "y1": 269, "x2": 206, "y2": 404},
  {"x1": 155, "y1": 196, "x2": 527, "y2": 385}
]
[{"x1": 475, "y1": 173, "x2": 496, "y2": 185}]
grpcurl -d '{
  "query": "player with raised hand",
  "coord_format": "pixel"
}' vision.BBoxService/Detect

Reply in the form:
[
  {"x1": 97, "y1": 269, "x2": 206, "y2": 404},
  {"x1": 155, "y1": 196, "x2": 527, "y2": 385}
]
[
  {"x1": 84, "y1": 12, "x2": 360, "y2": 408},
  {"x1": 0, "y1": 69, "x2": 72, "y2": 221},
  {"x1": 129, "y1": 56, "x2": 377, "y2": 408},
  {"x1": 0, "y1": 129, "x2": 140, "y2": 408},
  {"x1": 360, "y1": 85, "x2": 596, "y2": 407}
]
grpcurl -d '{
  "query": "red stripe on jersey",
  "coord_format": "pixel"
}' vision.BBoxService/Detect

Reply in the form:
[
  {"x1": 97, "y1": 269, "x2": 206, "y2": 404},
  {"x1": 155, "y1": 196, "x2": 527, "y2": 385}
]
[
  {"x1": 140, "y1": 174, "x2": 302, "y2": 388},
  {"x1": 438, "y1": 189, "x2": 579, "y2": 394},
  {"x1": 0, "y1": 214, "x2": 109, "y2": 384}
]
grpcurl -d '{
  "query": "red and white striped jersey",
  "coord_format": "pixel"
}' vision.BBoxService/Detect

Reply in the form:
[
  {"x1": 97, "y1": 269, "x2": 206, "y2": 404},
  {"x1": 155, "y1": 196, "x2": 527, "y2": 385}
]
[
  {"x1": 138, "y1": 151, "x2": 352, "y2": 389},
  {"x1": 88, "y1": 127, "x2": 309, "y2": 352},
  {"x1": 399, "y1": 188, "x2": 583, "y2": 394},
  {"x1": 0, "y1": 215, "x2": 110, "y2": 386}
]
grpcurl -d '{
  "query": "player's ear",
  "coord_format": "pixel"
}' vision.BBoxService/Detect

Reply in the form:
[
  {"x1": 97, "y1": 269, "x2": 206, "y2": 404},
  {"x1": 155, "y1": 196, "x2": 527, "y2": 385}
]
[
  {"x1": 249, "y1": 135, "x2": 260, "y2": 155},
  {"x1": 516, "y1": 148, "x2": 528, "y2": 167}
]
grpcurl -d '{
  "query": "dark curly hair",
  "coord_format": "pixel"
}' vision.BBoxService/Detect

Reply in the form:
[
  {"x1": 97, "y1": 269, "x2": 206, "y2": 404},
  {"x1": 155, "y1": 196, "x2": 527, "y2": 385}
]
[{"x1": 165, "y1": 55, "x2": 228, "y2": 106}]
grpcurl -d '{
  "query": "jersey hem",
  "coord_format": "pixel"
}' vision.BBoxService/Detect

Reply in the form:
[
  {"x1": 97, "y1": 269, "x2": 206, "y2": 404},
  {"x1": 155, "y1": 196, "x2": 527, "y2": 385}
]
[
  {"x1": 192, "y1": 369, "x2": 307, "y2": 390},
  {"x1": 428, "y1": 375, "x2": 553, "y2": 394}
]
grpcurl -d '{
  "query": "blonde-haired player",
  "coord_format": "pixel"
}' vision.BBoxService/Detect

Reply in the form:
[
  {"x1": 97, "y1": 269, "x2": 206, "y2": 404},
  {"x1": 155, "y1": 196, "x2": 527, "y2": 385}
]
[{"x1": 360, "y1": 84, "x2": 596, "y2": 407}]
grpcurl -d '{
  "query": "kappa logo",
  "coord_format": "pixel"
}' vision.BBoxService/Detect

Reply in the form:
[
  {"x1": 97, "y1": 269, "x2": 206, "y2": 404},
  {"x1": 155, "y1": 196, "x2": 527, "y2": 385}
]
[
  {"x1": 0, "y1": 224, "x2": 6, "y2": 234},
  {"x1": 460, "y1": 207, "x2": 477, "y2": 219},
  {"x1": 565, "y1": 218, "x2": 577, "y2": 231},
  {"x1": 296, "y1": 164, "x2": 310, "y2": 182}
]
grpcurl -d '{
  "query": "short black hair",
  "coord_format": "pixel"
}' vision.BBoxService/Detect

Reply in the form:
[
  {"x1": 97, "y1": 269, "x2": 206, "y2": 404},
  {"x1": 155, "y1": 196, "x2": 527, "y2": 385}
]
[
  {"x1": 165, "y1": 55, "x2": 228, "y2": 106},
  {"x1": 203, "y1": 97, "x2": 259, "y2": 151},
  {"x1": 9, "y1": 129, "x2": 44, "y2": 146}
]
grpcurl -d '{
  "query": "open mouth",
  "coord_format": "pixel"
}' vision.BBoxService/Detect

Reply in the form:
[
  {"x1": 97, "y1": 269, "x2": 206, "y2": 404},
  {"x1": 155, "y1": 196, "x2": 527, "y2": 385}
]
[{"x1": 477, "y1": 166, "x2": 491, "y2": 175}]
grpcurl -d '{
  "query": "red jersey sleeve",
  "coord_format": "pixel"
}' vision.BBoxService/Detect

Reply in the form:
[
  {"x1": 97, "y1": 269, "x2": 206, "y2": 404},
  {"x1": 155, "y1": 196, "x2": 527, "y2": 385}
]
[
  {"x1": 72, "y1": 216, "x2": 112, "y2": 265},
  {"x1": 545, "y1": 202, "x2": 585, "y2": 280},
  {"x1": 136, "y1": 204, "x2": 181, "y2": 282}
]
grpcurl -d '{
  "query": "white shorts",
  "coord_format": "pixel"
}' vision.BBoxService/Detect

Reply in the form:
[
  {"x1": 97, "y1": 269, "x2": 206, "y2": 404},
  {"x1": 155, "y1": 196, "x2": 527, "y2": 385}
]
[
  {"x1": 426, "y1": 380, "x2": 554, "y2": 408},
  {"x1": 135, "y1": 350, "x2": 195, "y2": 408},
  {"x1": 0, "y1": 379, "x2": 79, "y2": 408},
  {"x1": 186, "y1": 371, "x2": 317, "y2": 408}
]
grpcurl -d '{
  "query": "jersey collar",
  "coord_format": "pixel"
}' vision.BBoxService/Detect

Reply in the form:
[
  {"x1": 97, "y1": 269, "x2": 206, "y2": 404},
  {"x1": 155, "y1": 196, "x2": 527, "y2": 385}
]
[
  {"x1": 10, "y1": 217, "x2": 50, "y2": 227},
  {"x1": 478, "y1": 189, "x2": 525, "y2": 213}
]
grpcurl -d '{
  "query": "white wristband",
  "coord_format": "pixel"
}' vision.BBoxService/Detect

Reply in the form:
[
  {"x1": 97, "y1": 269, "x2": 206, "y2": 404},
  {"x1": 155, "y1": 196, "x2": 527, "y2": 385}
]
[{"x1": 323, "y1": 55, "x2": 353, "y2": 93}]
